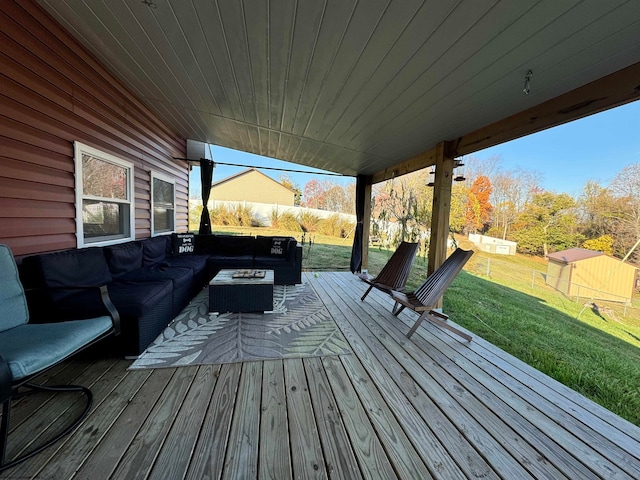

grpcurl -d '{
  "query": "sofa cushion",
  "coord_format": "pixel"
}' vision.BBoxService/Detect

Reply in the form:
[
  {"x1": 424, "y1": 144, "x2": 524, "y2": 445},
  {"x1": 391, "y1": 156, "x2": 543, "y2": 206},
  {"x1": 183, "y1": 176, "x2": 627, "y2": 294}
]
[
  {"x1": 172, "y1": 233, "x2": 195, "y2": 255},
  {"x1": 161, "y1": 254, "x2": 208, "y2": 274},
  {"x1": 104, "y1": 242, "x2": 143, "y2": 278},
  {"x1": 140, "y1": 236, "x2": 171, "y2": 266},
  {"x1": 206, "y1": 255, "x2": 254, "y2": 272},
  {"x1": 118, "y1": 265, "x2": 193, "y2": 290},
  {"x1": 107, "y1": 280, "x2": 174, "y2": 317},
  {"x1": 212, "y1": 235, "x2": 255, "y2": 256},
  {"x1": 34, "y1": 247, "x2": 112, "y2": 293},
  {"x1": 194, "y1": 234, "x2": 217, "y2": 255},
  {"x1": 42, "y1": 279, "x2": 171, "y2": 320}
]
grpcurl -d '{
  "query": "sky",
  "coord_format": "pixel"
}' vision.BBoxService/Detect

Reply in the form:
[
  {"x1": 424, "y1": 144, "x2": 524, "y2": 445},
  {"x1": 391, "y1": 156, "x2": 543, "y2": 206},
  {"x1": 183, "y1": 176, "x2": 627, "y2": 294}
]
[
  {"x1": 472, "y1": 99, "x2": 640, "y2": 196},
  {"x1": 191, "y1": 100, "x2": 640, "y2": 199}
]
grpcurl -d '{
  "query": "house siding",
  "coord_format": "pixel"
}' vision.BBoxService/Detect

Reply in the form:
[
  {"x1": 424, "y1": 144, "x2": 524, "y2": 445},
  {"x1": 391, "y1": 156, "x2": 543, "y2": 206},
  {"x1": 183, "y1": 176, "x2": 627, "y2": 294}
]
[
  {"x1": 211, "y1": 169, "x2": 294, "y2": 206},
  {"x1": 0, "y1": 0, "x2": 187, "y2": 257}
]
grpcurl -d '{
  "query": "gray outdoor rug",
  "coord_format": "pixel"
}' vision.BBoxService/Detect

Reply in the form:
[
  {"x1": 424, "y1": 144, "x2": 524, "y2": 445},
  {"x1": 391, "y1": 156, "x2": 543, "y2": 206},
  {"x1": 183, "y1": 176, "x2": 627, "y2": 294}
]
[{"x1": 129, "y1": 282, "x2": 350, "y2": 369}]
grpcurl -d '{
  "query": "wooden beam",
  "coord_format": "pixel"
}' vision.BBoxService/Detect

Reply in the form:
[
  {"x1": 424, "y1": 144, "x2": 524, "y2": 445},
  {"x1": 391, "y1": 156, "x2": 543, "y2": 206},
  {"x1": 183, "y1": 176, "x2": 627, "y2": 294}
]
[
  {"x1": 427, "y1": 143, "x2": 454, "y2": 289},
  {"x1": 453, "y1": 61, "x2": 640, "y2": 156},
  {"x1": 361, "y1": 180, "x2": 372, "y2": 270},
  {"x1": 371, "y1": 143, "x2": 456, "y2": 185}
]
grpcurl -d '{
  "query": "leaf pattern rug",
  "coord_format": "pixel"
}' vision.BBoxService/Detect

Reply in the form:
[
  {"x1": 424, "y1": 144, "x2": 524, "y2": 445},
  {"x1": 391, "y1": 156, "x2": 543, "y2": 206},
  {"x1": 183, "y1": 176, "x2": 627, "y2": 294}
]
[{"x1": 129, "y1": 282, "x2": 350, "y2": 369}]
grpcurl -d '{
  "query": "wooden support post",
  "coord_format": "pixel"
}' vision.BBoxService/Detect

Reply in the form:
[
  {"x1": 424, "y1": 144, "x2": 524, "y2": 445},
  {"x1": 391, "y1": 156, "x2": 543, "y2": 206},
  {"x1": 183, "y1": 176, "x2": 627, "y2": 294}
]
[
  {"x1": 362, "y1": 180, "x2": 372, "y2": 270},
  {"x1": 428, "y1": 142, "x2": 454, "y2": 307}
]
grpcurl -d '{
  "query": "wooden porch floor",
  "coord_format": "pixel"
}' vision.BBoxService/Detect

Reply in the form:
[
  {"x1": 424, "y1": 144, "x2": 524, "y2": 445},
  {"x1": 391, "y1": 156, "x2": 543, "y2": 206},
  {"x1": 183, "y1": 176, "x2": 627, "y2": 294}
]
[{"x1": 4, "y1": 272, "x2": 640, "y2": 479}]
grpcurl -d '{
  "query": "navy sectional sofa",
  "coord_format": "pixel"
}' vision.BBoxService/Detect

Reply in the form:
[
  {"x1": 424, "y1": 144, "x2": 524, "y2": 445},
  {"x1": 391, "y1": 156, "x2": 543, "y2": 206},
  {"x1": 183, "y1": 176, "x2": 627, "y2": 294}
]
[{"x1": 22, "y1": 234, "x2": 302, "y2": 356}]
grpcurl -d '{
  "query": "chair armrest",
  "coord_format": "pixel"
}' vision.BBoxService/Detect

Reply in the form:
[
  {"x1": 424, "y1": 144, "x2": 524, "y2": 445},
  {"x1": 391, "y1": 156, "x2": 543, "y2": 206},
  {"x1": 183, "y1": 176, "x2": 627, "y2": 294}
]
[
  {"x1": 98, "y1": 285, "x2": 121, "y2": 336},
  {"x1": 41, "y1": 284, "x2": 121, "y2": 336}
]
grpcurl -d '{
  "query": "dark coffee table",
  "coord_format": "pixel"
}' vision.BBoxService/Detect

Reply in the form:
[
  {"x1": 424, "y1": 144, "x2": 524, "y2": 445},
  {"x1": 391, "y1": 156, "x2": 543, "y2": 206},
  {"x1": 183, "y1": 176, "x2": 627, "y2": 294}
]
[{"x1": 208, "y1": 269, "x2": 274, "y2": 313}]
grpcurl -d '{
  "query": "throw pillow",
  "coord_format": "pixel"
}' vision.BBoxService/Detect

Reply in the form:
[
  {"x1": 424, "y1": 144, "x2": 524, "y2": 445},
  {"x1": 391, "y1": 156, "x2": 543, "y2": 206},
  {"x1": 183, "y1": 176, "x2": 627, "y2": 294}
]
[{"x1": 172, "y1": 233, "x2": 195, "y2": 255}]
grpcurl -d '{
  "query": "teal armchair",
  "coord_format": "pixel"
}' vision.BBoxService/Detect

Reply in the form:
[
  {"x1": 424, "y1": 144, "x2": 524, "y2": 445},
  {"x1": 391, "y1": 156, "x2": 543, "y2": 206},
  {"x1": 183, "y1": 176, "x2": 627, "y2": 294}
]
[{"x1": 0, "y1": 244, "x2": 120, "y2": 471}]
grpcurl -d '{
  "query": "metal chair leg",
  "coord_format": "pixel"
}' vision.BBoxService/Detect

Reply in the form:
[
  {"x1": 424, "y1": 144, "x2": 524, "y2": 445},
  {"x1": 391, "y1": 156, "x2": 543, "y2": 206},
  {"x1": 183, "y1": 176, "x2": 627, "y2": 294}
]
[{"x1": 0, "y1": 383, "x2": 93, "y2": 472}]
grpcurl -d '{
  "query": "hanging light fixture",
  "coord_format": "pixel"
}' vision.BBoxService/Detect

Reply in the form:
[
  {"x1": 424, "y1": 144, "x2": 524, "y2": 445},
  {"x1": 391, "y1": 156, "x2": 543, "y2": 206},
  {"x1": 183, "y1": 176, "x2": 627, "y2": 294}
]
[
  {"x1": 426, "y1": 166, "x2": 435, "y2": 187},
  {"x1": 522, "y1": 69, "x2": 533, "y2": 95},
  {"x1": 453, "y1": 158, "x2": 466, "y2": 182}
]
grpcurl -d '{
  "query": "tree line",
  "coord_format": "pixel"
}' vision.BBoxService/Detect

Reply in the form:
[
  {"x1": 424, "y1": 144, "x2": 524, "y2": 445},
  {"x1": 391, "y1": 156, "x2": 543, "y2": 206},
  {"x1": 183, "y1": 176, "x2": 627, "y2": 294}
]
[{"x1": 285, "y1": 157, "x2": 640, "y2": 264}]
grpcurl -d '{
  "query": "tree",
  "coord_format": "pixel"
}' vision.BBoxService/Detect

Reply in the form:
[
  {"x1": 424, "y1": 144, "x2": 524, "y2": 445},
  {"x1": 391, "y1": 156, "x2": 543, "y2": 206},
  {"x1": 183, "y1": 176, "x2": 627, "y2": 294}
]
[
  {"x1": 582, "y1": 235, "x2": 614, "y2": 255},
  {"x1": 324, "y1": 185, "x2": 348, "y2": 212},
  {"x1": 448, "y1": 183, "x2": 467, "y2": 233},
  {"x1": 511, "y1": 191, "x2": 579, "y2": 256},
  {"x1": 608, "y1": 163, "x2": 640, "y2": 262},
  {"x1": 279, "y1": 174, "x2": 302, "y2": 206},
  {"x1": 490, "y1": 168, "x2": 540, "y2": 239},
  {"x1": 465, "y1": 175, "x2": 493, "y2": 233},
  {"x1": 302, "y1": 178, "x2": 325, "y2": 209},
  {"x1": 461, "y1": 154, "x2": 500, "y2": 185},
  {"x1": 373, "y1": 171, "x2": 429, "y2": 244}
]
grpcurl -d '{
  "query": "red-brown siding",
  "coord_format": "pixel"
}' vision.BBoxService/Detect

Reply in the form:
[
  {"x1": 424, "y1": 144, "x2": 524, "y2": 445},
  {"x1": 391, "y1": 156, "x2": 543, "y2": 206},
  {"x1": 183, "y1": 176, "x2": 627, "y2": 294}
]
[{"x1": 0, "y1": 0, "x2": 188, "y2": 257}]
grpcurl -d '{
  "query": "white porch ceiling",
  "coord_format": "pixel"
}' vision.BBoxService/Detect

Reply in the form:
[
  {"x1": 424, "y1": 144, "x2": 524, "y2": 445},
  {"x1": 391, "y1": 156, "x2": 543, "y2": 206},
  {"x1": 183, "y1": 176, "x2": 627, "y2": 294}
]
[{"x1": 38, "y1": 0, "x2": 640, "y2": 177}]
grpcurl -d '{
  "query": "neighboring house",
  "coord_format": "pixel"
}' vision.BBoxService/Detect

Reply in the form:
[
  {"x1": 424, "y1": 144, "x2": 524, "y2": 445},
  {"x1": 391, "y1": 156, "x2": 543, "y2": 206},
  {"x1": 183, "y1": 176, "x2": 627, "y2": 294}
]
[
  {"x1": 546, "y1": 248, "x2": 637, "y2": 304},
  {"x1": 210, "y1": 168, "x2": 294, "y2": 206},
  {"x1": 468, "y1": 233, "x2": 517, "y2": 255}
]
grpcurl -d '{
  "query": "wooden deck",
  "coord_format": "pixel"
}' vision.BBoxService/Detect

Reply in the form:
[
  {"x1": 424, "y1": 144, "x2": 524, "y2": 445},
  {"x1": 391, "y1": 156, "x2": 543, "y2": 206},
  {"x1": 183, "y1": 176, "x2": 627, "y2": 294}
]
[{"x1": 3, "y1": 272, "x2": 640, "y2": 479}]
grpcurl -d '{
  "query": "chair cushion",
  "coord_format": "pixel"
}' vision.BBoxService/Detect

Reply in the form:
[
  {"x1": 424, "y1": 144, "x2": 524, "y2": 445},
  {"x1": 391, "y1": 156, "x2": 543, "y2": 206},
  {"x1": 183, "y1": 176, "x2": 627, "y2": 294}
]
[
  {"x1": 0, "y1": 317, "x2": 113, "y2": 380},
  {"x1": 140, "y1": 236, "x2": 171, "y2": 266},
  {"x1": 104, "y1": 242, "x2": 143, "y2": 278},
  {"x1": 0, "y1": 245, "x2": 29, "y2": 331}
]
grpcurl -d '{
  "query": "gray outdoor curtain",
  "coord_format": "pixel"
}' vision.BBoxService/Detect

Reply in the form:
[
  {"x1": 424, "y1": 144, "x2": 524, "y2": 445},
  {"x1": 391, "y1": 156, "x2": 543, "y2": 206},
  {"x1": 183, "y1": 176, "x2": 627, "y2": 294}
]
[
  {"x1": 350, "y1": 175, "x2": 368, "y2": 273},
  {"x1": 199, "y1": 159, "x2": 214, "y2": 234}
]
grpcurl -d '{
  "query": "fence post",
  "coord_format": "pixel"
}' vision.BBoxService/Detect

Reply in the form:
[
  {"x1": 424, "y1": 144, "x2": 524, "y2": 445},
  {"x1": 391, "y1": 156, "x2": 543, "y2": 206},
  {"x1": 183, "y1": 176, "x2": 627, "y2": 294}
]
[
  {"x1": 486, "y1": 258, "x2": 491, "y2": 277},
  {"x1": 531, "y1": 270, "x2": 535, "y2": 289}
]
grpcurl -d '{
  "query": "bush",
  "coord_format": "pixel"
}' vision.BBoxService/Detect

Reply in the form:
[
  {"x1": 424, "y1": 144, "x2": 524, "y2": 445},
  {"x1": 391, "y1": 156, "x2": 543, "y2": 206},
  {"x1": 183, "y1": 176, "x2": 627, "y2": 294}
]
[
  {"x1": 317, "y1": 214, "x2": 355, "y2": 238},
  {"x1": 211, "y1": 204, "x2": 256, "y2": 226},
  {"x1": 297, "y1": 211, "x2": 321, "y2": 232},
  {"x1": 270, "y1": 209, "x2": 301, "y2": 231}
]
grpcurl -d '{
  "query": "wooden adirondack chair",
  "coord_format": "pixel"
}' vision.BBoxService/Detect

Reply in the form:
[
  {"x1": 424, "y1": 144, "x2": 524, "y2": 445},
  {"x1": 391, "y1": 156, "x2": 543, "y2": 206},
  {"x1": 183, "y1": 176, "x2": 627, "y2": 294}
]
[
  {"x1": 391, "y1": 247, "x2": 473, "y2": 340},
  {"x1": 359, "y1": 241, "x2": 419, "y2": 312}
]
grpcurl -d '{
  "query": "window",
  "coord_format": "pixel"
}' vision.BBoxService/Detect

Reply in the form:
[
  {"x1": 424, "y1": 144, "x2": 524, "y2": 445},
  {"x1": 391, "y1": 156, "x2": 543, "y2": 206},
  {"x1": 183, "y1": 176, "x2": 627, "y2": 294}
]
[
  {"x1": 151, "y1": 172, "x2": 175, "y2": 235},
  {"x1": 74, "y1": 142, "x2": 135, "y2": 247}
]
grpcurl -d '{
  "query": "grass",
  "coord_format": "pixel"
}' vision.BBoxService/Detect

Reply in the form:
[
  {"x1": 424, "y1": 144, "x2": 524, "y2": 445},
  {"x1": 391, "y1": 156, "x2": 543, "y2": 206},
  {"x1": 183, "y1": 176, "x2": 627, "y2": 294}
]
[{"x1": 205, "y1": 225, "x2": 640, "y2": 426}]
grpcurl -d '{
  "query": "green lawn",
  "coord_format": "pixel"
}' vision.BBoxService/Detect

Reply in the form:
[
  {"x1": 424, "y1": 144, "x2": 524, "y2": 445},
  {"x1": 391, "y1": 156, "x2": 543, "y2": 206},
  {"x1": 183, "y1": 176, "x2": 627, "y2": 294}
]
[{"x1": 209, "y1": 226, "x2": 640, "y2": 426}]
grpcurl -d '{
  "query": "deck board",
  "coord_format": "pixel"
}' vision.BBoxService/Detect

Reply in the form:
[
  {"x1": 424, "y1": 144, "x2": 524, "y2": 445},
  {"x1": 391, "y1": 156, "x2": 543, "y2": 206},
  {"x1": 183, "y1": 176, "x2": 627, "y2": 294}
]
[
  {"x1": 2, "y1": 272, "x2": 639, "y2": 480},
  {"x1": 259, "y1": 360, "x2": 292, "y2": 480}
]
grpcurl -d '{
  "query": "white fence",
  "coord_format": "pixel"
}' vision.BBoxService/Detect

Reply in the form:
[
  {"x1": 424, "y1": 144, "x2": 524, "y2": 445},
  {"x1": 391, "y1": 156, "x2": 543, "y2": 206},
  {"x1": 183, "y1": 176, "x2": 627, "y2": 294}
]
[{"x1": 208, "y1": 200, "x2": 356, "y2": 226}]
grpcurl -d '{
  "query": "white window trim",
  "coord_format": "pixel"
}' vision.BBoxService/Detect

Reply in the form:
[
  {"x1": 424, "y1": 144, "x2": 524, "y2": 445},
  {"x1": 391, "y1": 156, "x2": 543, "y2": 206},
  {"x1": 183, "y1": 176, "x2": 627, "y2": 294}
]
[
  {"x1": 151, "y1": 171, "x2": 176, "y2": 236},
  {"x1": 74, "y1": 141, "x2": 135, "y2": 248}
]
